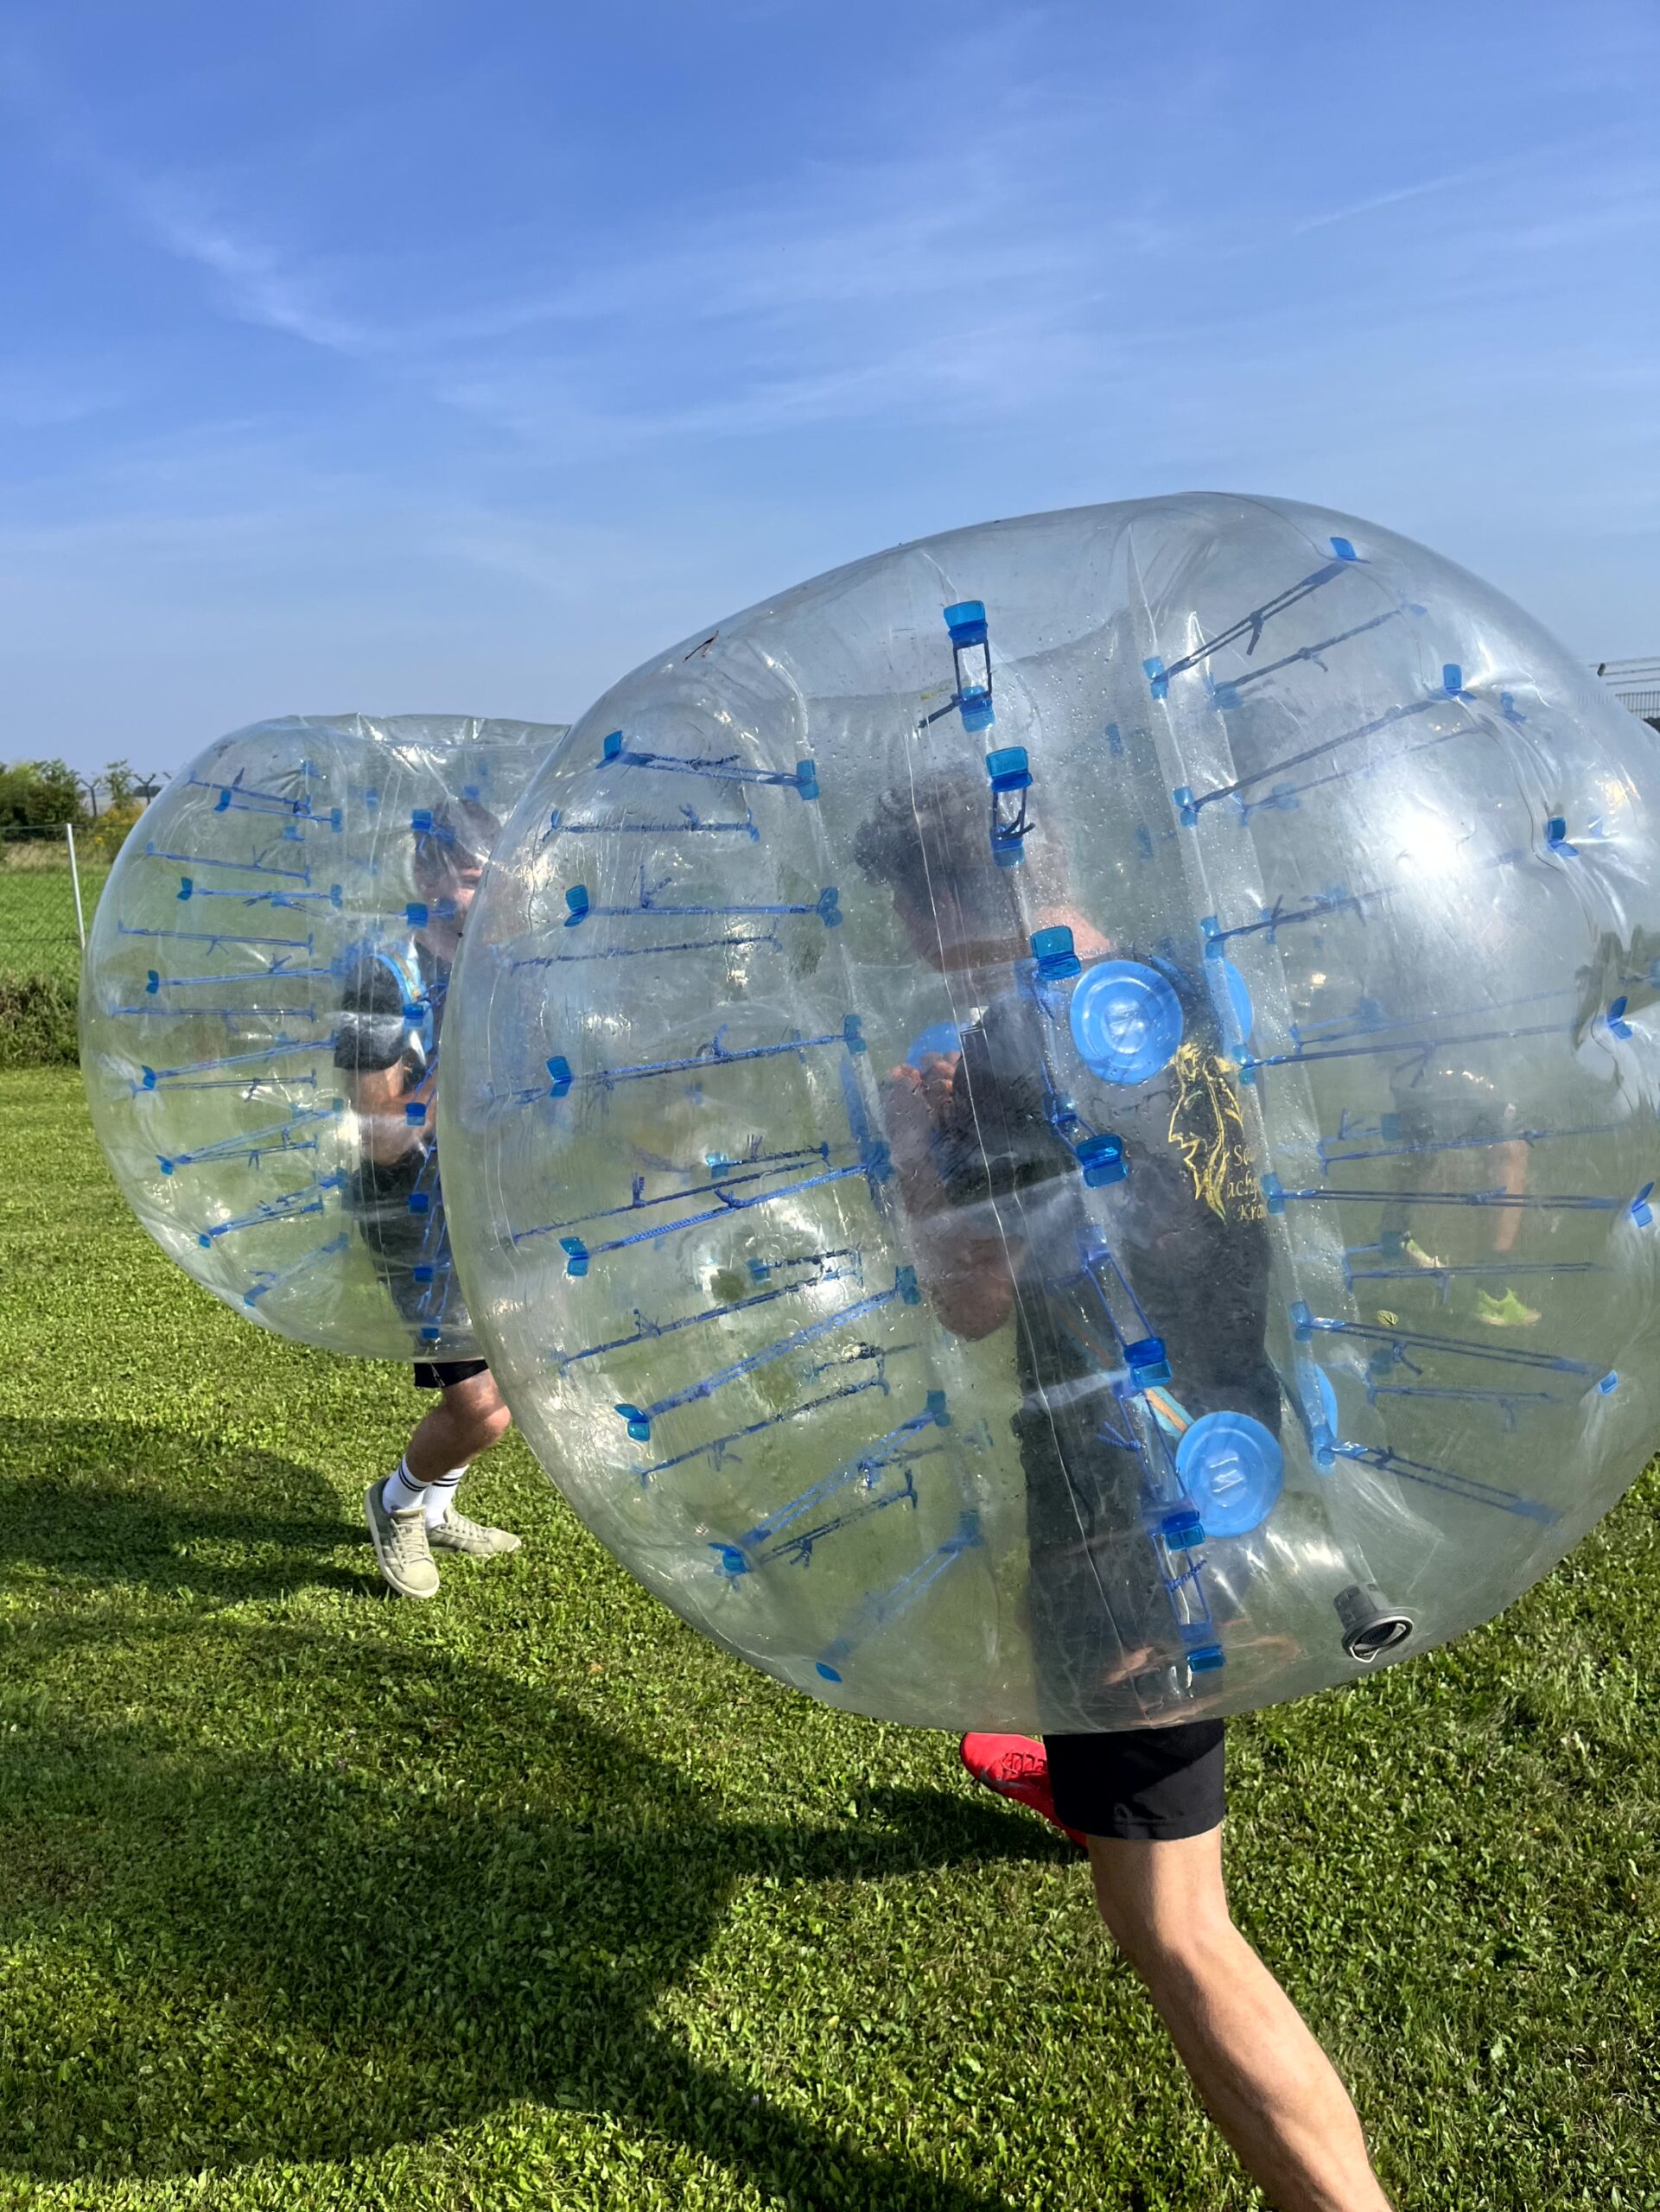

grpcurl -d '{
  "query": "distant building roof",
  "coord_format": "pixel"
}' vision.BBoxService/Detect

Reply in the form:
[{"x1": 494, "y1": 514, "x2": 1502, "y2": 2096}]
[{"x1": 1594, "y1": 657, "x2": 1660, "y2": 721}]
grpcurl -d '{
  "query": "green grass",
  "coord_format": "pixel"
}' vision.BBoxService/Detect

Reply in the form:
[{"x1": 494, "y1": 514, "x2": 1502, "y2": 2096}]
[
  {"x1": 0, "y1": 1066, "x2": 1657, "y2": 2210},
  {"x1": 0, "y1": 855, "x2": 107, "y2": 988},
  {"x1": 0, "y1": 854, "x2": 110, "y2": 1065}
]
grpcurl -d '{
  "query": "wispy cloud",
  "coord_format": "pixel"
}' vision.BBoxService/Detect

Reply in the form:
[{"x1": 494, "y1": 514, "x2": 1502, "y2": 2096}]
[
  {"x1": 412, "y1": 118, "x2": 1175, "y2": 454},
  {"x1": 5, "y1": 10, "x2": 1181, "y2": 458},
  {"x1": 0, "y1": 40, "x2": 373, "y2": 360},
  {"x1": 130, "y1": 181, "x2": 372, "y2": 355},
  {"x1": 1289, "y1": 158, "x2": 1514, "y2": 236}
]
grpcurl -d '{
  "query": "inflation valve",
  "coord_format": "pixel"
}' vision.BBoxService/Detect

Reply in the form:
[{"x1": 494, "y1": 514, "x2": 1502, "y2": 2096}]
[{"x1": 1335, "y1": 1583, "x2": 1415, "y2": 1664}]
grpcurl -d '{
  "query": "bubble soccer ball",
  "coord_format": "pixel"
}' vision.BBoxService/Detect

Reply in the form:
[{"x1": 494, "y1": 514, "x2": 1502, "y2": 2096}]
[
  {"x1": 82, "y1": 714, "x2": 565, "y2": 1358},
  {"x1": 443, "y1": 497, "x2": 1660, "y2": 1730}
]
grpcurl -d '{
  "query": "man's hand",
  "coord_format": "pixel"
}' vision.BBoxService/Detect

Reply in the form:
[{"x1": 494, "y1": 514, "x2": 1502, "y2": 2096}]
[
  {"x1": 881, "y1": 1052, "x2": 962, "y2": 1204},
  {"x1": 881, "y1": 1051, "x2": 1013, "y2": 1339},
  {"x1": 885, "y1": 1051, "x2": 962, "y2": 1116}
]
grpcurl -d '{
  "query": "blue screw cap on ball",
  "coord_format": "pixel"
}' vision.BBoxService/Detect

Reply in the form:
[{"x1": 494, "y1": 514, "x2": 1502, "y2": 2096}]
[
  {"x1": 1070, "y1": 961, "x2": 1185, "y2": 1085},
  {"x1": 1176, "y1": 1414, "x2": 1284, "y2": 1538}
]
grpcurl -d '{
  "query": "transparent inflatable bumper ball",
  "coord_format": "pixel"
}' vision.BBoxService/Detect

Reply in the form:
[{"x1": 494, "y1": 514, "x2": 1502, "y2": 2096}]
[
  {"x1": 442, "y1": 495, "x2": 1660, "y2": 1732},
  {"x1": 81, "y1": 713, "x2": 567, "y2": 1359}
]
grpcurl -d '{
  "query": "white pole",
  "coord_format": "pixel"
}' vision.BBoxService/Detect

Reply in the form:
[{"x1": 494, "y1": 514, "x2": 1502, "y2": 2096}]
[{"x1": 65, "y1": 821, "x2": 86, "y2": 951}]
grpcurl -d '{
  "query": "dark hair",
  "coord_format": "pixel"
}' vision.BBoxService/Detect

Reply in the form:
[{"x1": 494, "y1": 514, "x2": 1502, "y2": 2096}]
[
  {"x1": 413, "y1": 797, "x2": 501, "y2": 888},
  {"x1": 852, "y1": 770, "x2": 1017, "y2": 912}
]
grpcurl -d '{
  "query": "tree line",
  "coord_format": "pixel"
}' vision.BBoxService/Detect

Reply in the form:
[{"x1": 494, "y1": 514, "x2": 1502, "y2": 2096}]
[{"x1": 0, "y1": 759, "x2": 148, "y2": 830}]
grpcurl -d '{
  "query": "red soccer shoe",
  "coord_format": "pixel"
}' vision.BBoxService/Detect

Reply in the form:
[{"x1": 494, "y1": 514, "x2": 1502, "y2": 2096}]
[{"x1": 960, "y1": 1732, "x2": 1089, "y2": 1851}]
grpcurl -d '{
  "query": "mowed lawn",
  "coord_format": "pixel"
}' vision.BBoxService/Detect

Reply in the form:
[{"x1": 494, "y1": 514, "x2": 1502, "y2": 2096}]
[
  {"x1": 0, "y1": 855, "x2": 107, "y2": 988},
  {"x1": 0, "y1": 1068, "x2": 1656, "y2": 2211}
]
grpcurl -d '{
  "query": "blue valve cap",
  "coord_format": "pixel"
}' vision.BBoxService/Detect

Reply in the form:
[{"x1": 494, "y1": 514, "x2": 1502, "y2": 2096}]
[
  {"x1": 1176, "y1": 1412, "x2": 1284, "y2": 1538},
  {"x1": 1070, "y1": 961, "x2": 1184, "y2": 1086}
]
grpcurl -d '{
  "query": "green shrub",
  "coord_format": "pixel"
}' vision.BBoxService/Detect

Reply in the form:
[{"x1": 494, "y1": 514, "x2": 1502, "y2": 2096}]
[
  {"x1": 0, "y1": 971, "x2": 78, "y2": 1068},
  {"x1": 83, "y1": 800, "x2": 144, "y2": 864}
]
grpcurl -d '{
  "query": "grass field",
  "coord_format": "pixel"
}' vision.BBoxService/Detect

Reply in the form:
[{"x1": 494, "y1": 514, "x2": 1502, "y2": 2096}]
[
  {"x1": 0, "y1": 849, "x2": 109, "y2": 988},
  {"x1": 1, "y1": 1065, "x2": 1657, "y2": 2210}
]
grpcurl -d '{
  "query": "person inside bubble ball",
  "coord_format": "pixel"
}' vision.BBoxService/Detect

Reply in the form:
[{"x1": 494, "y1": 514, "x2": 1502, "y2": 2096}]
[
  {"x1": 855, "y1": 773, "x2": 1392, "y2": 2212},
  {"x1": 335, "y1": 797, "x2": 521, "y2": 1600}
]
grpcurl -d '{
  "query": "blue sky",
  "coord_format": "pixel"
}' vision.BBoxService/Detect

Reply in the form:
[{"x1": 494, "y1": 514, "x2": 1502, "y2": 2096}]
[{"x1": 3, "y1": 0, "x2": 1658, "y2": 779}]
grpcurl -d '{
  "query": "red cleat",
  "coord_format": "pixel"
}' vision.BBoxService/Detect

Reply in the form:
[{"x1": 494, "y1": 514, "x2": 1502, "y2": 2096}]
[{"x1": 960, "y1": 1732, "x2": 1088, "y2": 1851}]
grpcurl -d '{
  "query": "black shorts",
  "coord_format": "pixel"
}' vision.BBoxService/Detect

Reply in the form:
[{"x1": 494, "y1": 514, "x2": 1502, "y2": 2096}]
[
  {"x1": 1044, "y1": 1719, "x2": 1225, "y2": 1841},
  {"x1": 412, "y1": 1358, "x2": 490, "y2": 1391}
]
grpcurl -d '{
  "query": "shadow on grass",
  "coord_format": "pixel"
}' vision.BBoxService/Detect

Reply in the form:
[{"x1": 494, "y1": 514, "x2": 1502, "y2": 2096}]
[
  {"x1": 0, "y1": 1599, "x2": 1059, "y2": 2204},
  {"x1": 0, "y1": 1415, "x2": 375, "y2": 1602}
]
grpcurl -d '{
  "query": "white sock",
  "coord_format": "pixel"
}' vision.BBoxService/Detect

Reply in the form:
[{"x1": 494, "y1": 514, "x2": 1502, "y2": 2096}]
[
  {"x1": 423, "y1": 1467, "x2": 467, "y2": 1528},
  {"x1": 380, "y1": 1458, "x2": 429, "y2": 1516}
]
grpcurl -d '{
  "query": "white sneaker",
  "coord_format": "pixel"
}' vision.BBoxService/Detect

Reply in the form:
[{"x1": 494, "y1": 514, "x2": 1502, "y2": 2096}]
[
  {"x1": 429, "y1": 1510, "x2": 522, "y2": 1559},
  {"x1": 365, "y1": 1482, "x2": 440, "y2": 1599}
]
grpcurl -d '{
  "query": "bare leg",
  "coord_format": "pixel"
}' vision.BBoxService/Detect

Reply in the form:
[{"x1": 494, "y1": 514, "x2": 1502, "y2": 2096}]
[
  {"x1": 1088, "y1": 1827, "x2": 1392, "y2": 2212},
  {"x1": 404, "y1": 1370, "x2": 512, "y2": 1483}
]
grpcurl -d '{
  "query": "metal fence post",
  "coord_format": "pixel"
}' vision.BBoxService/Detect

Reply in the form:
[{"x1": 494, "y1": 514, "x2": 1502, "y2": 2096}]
[{"x1": 65, "y1": 822, "x2": 86, "y2": 951}]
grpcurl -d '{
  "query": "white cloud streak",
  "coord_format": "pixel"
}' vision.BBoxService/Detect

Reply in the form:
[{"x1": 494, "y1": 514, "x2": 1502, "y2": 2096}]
[
  {"x1": 131, "y1": 181, "x2": 373, "y2": 355},
  {"x1": 3, "y1": 22, "x2": 1180, "y2": 453},
  {"x1": 1289, "y1": 159, "x2": 1513, "y2": 236}
]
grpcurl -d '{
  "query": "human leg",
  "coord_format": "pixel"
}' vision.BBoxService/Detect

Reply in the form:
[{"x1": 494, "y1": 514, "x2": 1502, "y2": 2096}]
[
  {"x1": 403, "y1": 1363, "x2": 512, "y2": 1484},
  {"x1": 366, "y1": 1365, "x2": 518, "y2": 1598},
  {"x1": 966, "y1": 1727, "x2": 1390, "y2": 2209},
  {"x1": 1047, "y1": 1727, "x2": 1390, "y2": 2212},
  {"x1": 1087, "y1": 1826, "x2": 1391, "y2": 2212}
]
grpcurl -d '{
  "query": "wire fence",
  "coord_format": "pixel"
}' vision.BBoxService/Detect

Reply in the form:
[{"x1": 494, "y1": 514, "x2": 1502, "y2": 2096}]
[
  {"x1": 1594, "y1": 657, "x2": 1660, "y2": 731},
  {"x1": 0, "y1": 782, "x2": 175, "y2": 1063},
  {"x1": 0, "y1": 823, "x2": 102, "y2": 989}
]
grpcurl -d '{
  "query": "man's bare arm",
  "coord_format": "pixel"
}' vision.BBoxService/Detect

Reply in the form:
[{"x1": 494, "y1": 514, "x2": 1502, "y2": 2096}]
[
  {"x1": 884, "y1": 1059, "x2": 1016, "y2": 1340},
  {"x1": 344, "y1": 1064, "x2": 434, "y2": 1165}
]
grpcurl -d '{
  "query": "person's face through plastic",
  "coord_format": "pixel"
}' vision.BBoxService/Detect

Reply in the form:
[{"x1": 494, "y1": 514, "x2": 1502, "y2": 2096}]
[
  {"x1": 888, "y1": 873, "x2": 1025, "y2": 975},
  {"x1": 415, "y1": 851, "x2": 486, "y2": 957},
  {"x1": 448, "y1": 861, "x2": 485, "y2": 925}
]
